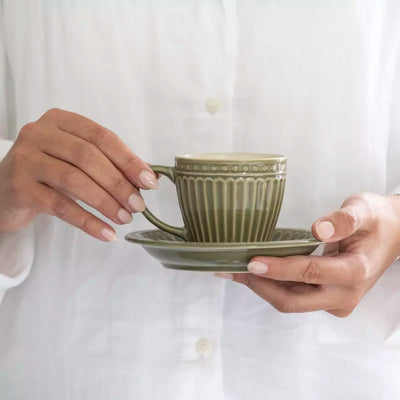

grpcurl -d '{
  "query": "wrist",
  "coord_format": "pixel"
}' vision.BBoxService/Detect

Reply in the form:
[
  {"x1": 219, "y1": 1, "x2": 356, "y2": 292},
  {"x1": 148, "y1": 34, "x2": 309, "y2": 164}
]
[
  {"x1": 386, "y1": 195, "x2": 400, "y2": 223},
  {"x1": 385, "y1": 195, "x2": 400, "y2": 260}
]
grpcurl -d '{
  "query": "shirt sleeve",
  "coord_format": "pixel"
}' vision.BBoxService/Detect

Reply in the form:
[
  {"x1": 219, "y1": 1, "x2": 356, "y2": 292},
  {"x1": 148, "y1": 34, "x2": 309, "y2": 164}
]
[
  {"x1": 0, "y1": 2, "x2": 34, "y2": 304},
  {"x1": 386, "y1": 5, "x2": 400, "y2": 194},
  {"x1": 387, "y1": 65, "x2": 400, "y2": 193},
  {"x1": 0, "y1": 1, "x2": 14, "y2": 157}
]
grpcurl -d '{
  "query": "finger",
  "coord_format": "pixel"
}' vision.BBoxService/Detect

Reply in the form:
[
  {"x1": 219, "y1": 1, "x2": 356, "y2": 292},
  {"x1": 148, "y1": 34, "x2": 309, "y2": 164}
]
[
  {"x1": 32, "y1": 183, "x2": 117, "y2": 242},
  {"x1": 312, "y1": 199, "x2": 372, "y2": 242},
  {"x1": 228, "y1": 273, "x2": 332, "y2": 313},
  {"x1": 59, "y1": 190, "x2": 78, "y2": 201},
  {"x1": 38, "y1": 127, "x2": 145, "y2": 213},
  {"x1": 327, "y1": 309, "x2": 353, "y2": 318},
  {"x1": 42, "y1": 108, "x2": 158, "y2": 190},
  {"x1": 147, "y1": 163, "x2": 161, "y2": 179},
  {"x1": 215, "y1": 274, "x2": 359, "y2": 314},
  {"x1": 34, "y1": 154, "x2": 133, "y2": 225},
  {"x1": 246, "y1": 253, "x2": 368, "y2": 286}
]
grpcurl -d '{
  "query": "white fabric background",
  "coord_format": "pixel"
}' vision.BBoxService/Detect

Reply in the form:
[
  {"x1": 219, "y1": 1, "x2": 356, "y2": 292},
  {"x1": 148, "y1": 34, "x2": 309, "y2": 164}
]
[{"x1": 0, "y1": 1, "x2": 400, "y2": 399}]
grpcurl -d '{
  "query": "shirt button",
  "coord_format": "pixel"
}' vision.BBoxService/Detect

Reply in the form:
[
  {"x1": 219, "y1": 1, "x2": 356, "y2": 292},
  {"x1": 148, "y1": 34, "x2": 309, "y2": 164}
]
[
  {"x1": 195, "y1": 338, "x2": 213, "y2": 358},
  {"x1": 205, "y1": 97, "x2": 221, "y2": 114}
]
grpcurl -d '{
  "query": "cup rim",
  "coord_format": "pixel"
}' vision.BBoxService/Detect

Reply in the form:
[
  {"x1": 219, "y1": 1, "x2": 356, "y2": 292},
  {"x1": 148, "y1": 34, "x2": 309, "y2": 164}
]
[{"x1": 175, "y1": 152, "x2": 287, "y2": 162}]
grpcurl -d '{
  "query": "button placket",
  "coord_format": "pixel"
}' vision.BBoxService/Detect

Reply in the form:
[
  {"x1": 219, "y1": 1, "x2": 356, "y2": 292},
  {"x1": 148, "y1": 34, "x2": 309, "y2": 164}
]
[
  {"x1": 195, "y1": 338, "x2": 213, "y2": 359},
  {"x1": 176, "y1": 276, "x2": 226, "y2": 400},
  {"x1": 205, "y1": 97, "x2": 222, "y2": 113}
]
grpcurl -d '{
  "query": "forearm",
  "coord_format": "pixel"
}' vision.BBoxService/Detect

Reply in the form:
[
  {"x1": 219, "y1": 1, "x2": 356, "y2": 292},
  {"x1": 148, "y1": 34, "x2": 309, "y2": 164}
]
[
  {"x1": 0, "y1": 141, "x2": 34, "y2": 302},
  {"x1": 385, "y1": 194, "x2": 400, "y2": 261}
]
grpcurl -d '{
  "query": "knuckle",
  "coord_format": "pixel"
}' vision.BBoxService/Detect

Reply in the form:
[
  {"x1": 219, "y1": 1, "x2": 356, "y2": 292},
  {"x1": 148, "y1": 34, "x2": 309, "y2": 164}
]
[
  {"x1": 80, "y1": 215, "x2": 92, "y2": 232},
  {"x1": 354, "y1": 192, "x2": 369, "y2": 202},
  {"x1": 97, "y1": 196, "x2": 114, "y2": 212},
  {"x1": 302, "y1": 261, "x2": 323, "y2": 283},
  {"x1": 342, "y1": 294, "x2": 360, "y2": 311},
  {"x1": 112, "y1": 177, "x2": 128, "y2": 192},
  {"x1": 73, "y1": 141, "x2": 100, "y2": 163},
  {"x1": 92, "y1": 126, "x2": 113, "y2": 144},
  {"x1": 45, "y1": 108, "x2": 61, "y2": 119},
  {"x1": 60, "y1": 167, "x2": 80, "y2": 190},
  {"x1": 274, "y1": 298, "x2": 295, "y2": 314},
  {"x1": 125, "y1": 155, "x2": 141, "y2": 170},
  {"x1": 337, "y1": 208, "x2": 359, "y2": 232},
  {"x1": 350, "y1": 254, "x2": 370, "y2": 285},
  {"x1": 50, "y1": 197, "x2": 70, "y2": 216},
  {"x1": 18, "y1": 122, "x2": 39, "y2": 141},
  {"x1": 343, "y1": 193, "x2": 362, "y2": 204},
  {"x1": 352, "y1": 192, "x2": 377, "y2": 208},
  {"x1": 335, "y1": 310, "x2": 354, "y2": 318}
]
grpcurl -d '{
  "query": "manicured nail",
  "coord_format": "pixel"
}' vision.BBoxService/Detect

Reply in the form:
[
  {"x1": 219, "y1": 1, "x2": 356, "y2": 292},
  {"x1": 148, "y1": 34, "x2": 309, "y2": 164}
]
[
  {"x1": 101, "y1": 228, "x2": 117, "y2": 242},
  {"x1": 315, "y1": 220, "x2": 335, "y2": 240},
  {"x1": 139, "y1": 170, "x2": 159, "y2": 190},
  {"x1": 214, "y1": 273, "x2": 233, "y2": 280},
  {"x1": 247, "y1": 261, "x2": 268, "y2": 274},
  {"x1": 128, "y1": 193, "x2": 146, "y2": 212},
  {"x1": 117, "y1": 208, "x2": 133, "y2": 224}
]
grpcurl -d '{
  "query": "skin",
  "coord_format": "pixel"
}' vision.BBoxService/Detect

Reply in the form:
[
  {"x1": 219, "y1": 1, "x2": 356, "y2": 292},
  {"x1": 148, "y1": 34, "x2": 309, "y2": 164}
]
[
  {"x1": 216, "y1": 192, "x2": 400, "y2": 317},
  {"x1": 0, "y1": 108, "x2": 159, "y2": 242},
  {"x1": 2, "y1": 111, "x2": 398, "y2": 316}
]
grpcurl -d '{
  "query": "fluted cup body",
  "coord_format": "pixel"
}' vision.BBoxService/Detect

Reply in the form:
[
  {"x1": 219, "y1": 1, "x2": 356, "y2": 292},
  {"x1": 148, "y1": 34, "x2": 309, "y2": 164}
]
[{"x1": 174, "y1": 153, "x2": 286, "y2": 243}]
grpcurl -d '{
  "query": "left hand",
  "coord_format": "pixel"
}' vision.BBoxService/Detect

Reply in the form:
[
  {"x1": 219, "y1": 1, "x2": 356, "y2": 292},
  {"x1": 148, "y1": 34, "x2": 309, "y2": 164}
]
[{"x1": 216, "y1": 192, "x2": 400, "y2": 317}]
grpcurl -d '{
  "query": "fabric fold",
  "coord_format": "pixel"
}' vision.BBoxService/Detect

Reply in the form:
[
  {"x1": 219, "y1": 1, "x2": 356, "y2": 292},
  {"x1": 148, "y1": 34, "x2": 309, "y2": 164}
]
[{"x1": 0, "y1": 224, "x2": 35, "y2": 304}]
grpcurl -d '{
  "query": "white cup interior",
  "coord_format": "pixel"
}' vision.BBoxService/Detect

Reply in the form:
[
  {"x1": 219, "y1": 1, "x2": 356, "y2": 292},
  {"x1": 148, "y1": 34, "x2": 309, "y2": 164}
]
[{"x1": 177, "y1": 153, "x2": 285, "y2": 162}]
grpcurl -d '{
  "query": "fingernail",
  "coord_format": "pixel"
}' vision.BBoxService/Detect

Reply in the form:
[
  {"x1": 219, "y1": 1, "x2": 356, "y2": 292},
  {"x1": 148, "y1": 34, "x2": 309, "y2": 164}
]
[
  {"x1": 128, "y1": 193, "x2": 146, "y2": 212},
  {"x1": 315, "y1": 220, "x2": 335, "y2": 240},
  {"x1": 101, "y1": 228, "x2": 117, "y2": 242},
  {"x1": 139, "y1": 170, "x2": 159, "y2": 190},
  {"x1": 214, "y1": 273, "x2": 233, "y2": 280},
  {"x1": 117, "y1": 208, "x2": 133, "y2": 224},
  {"x1": 247, "y1": 261, "x2": 268, "y2": 274}
]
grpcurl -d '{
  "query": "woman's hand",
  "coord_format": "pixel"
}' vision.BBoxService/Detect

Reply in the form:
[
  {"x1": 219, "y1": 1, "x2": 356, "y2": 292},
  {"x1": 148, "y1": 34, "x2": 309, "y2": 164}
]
[
  {"x1": 0, "y1": 108, "x2": 158, "y2": 241},
  {"x1": 216, "y1": 192, "x2": 400, "y2": 317}
]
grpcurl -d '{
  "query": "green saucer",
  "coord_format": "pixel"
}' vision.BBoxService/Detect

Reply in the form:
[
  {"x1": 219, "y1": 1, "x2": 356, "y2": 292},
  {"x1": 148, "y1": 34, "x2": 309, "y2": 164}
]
[{"x1": 125, "y1": 228, "x2": 324, "y2": 273}]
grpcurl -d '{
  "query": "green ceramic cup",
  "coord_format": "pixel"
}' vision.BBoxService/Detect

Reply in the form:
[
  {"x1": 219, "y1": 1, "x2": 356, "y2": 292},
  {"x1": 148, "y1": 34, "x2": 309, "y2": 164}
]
[{"x1": 143, "y1": 153, "x2": 287, "y2": 243}]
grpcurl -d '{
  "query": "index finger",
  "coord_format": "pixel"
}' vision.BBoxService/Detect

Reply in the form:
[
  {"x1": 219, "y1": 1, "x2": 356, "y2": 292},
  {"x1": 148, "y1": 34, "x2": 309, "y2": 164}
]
[
  {"x1": 247, "y1": 253, "x2": 368, "y2": 286},
  {"x1": 42, "y1": 108, "x2": 158, "y2": 190},
  {"x1": 229, "y1": 274, "x2": 333, "y2": 313}
]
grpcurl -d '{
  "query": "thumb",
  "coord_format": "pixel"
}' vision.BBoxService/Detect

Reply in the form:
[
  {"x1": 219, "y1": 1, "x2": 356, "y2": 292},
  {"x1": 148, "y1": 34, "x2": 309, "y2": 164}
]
[{"x1": 312, "y1": 198, "x2": 372, "y2": 242}]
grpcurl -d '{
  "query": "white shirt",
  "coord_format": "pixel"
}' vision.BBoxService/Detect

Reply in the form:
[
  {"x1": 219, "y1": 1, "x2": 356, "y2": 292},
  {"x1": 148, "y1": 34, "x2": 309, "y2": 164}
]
[{"x1": 1, "y1": 1, "x2": 400, "y2": 399}]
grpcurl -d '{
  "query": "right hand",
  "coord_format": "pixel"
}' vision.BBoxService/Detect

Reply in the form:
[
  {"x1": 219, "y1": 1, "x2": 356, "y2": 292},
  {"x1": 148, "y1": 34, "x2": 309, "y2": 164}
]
[{"x1": 0, "y1": 108, "x2": 158, "y2": 241}]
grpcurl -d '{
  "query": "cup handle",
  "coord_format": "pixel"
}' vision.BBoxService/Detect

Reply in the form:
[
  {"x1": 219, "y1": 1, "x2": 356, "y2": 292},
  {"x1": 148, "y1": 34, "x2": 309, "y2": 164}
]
[{"x1": 142, "y1": 165, "x2": 189, "y2": 241}]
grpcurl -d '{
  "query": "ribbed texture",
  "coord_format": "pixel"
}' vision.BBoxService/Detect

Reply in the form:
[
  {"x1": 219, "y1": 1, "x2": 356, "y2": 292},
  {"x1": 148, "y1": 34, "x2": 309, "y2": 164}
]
[{"x1": 176, "y1": 175, "x2": 286, "y2": 242}]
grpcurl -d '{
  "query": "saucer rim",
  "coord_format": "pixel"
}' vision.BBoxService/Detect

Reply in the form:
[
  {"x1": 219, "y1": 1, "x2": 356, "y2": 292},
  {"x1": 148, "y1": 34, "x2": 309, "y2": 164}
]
[{"x1": 125, "y1": 228, "x2": 324, "y2": 251}]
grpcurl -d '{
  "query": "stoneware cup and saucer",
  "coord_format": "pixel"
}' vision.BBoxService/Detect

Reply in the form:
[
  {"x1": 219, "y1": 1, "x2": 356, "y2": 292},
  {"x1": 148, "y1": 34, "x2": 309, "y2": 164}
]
[{"x1": 125, "y1": 153, "x2": 323, "y2": 272}]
